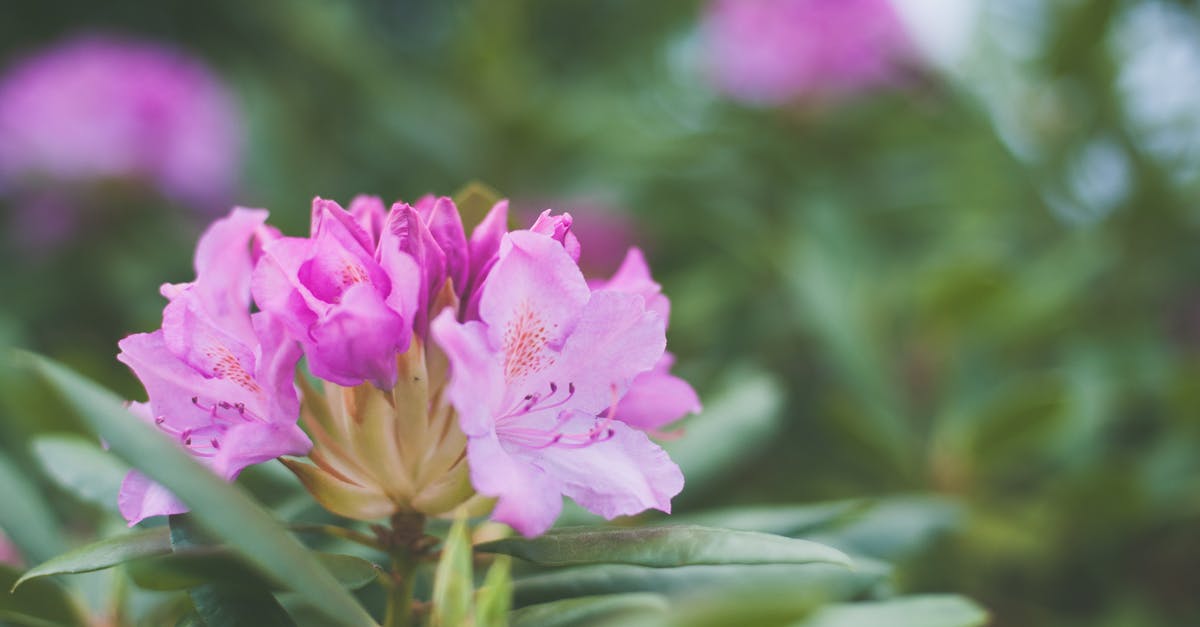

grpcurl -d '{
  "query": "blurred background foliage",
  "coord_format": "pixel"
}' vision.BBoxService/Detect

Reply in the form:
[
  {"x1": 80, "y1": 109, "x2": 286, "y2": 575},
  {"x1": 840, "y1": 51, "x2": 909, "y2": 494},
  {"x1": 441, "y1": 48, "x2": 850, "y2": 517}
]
[{"x1": 2, "y1": 1, "x2": 1199, "y2": 625}]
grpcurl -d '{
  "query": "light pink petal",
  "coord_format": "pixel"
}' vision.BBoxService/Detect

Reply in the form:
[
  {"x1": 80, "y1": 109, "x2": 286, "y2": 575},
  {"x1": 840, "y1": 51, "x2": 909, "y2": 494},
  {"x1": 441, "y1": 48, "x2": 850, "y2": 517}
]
[
  {"x1": 186, "y1": 207, "x2": 267, "y2": 339},
  {"x1": 430, "y1": 311, "x2": 504, "y2": 437},
  {"x1": 615, "y1": 354, "x2": 702, "y2": 431},
  {"x1": 479, "y1": 231, "x2": 590, "y2": 379},
  {"x1": 160, "y1": 287, "x2": 259, "y2": 390},
  {"x1": 552, "y1": 290, "x2": 665, "y2": 414},
  {"x1": 529, "y1": 210, "x2": 581, "y2": 263},
  {"x1": 250, "y1": 311, "x2": 302, "y2": 420},
  {"x1": 593, "y1": 247, "x2": 670, "y2": 322},
  {"x1": 532, "y1": 418, "x2": 683, "y2": 521},
  {"x1": 117, "y1": 331, "x2": 255, "y2": 431},
  {"x1": 311, "y1": 197, "x2": 375, "y2": 256},
  {"x1": 305, "y1": 282, "x2": 409, "y2": 388},
  {"x1": 251, "y1": 237, "x2": 322, "y2": 336},
  {"x1": 119, "y1": 471, "x2": 188, "y2": 526},
  {"x1": 210, "y1": 422, "x2": 311, "y2": 480},
  {"x1": 468, "y1": 433, "x2": 563, "y2": 537}
]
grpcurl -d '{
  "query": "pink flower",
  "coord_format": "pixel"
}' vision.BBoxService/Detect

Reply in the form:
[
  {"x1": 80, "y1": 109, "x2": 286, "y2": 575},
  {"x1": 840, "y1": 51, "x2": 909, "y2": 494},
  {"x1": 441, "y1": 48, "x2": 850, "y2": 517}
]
[
  {"x1": 591, "y1": 248, "x2": 701, "y2": 433},
  {"x1": 116, "y1": 209, "x2": 311, "y2": 525},
  {"x1": 0, "y1": 34, "x2": 242, "y2": 209},
  {"x1": 431, "y1": 227, "x2": 684, "y2": 537},
  {"x1": 252, "y1": 197, "x2": 422, "y2": 389},
  {"x1": 701, "y1": 0, "x2": 912, "y2": 105}
]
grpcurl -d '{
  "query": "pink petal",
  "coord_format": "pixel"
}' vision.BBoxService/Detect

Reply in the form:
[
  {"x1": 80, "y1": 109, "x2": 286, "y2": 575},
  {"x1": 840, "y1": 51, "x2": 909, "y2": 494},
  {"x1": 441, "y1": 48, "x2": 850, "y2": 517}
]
[
  {"x1": 594, "y1": 247, "x2": 670, "y2": 322},
  {"x1": 305, "y1": 282, "x2": 410, "y2": 388},
  {"x1": 348, "y1": 195, "x2": 387, "y2": 244},
  {"x1": 468, "y1": 433, "x2": 563, "y2": 537},
  {"x1": 479, "y1": 231, "x2": 590, "y2": 381},
  {"x1": 430, "y1": 311, "x2": 504, "y2": 437},
  {"x1": 615, "y1": 354, "x2": 702, "y2": 431},
  {"x1": 529, "y1": 210, "x2": 582, "y2": 263},
  {"x1": 210, "y1": 422, "x2": 311, "y2": 480},
  {"x1": 422, "y1": 196, "x2": 469, "y2": 293},
  {"x1": 119, "y1": 471, "x2": 188, "y2": 526},
  {"x1": 533, "y1": 419, "x2": 683, "y2": 521}
]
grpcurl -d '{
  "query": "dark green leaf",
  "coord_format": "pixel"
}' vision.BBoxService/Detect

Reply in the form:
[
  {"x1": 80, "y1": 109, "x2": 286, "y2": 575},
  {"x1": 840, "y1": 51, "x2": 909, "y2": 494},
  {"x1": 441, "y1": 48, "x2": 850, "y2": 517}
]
[
  {"x1": 799, "y1": 595, "x2": 989, "y2": 627},
  {"x1": 170, "y1": 514, "x2": 296, "y2": 627},
  {"x1": 512, "y1": 562, "x2": 888, "y2": 608},
  {"x1": 510, "y1": 593, "x2": 668, "y2": 627},
  {"x1": 21, "y1": 352, "x2": 377, "y2": 627},
  {"x1": 0, "y1": 564, "x2": 85, "y2": 627},
  {"x1": 13, "y1": 527, "x2": 169, "y2": 590},
  {"x1": 31, "y1": 434, "x2": 129, "y2": 515},
  {"x1": 126, "y1": 549, "x2": 380, "y2": 592},
  {"x1": 0, "y1": 452, "x2": 64, "y2": 564},
  {"x1": 478, "y1": 525, "x2": 851, "y2": 568}
]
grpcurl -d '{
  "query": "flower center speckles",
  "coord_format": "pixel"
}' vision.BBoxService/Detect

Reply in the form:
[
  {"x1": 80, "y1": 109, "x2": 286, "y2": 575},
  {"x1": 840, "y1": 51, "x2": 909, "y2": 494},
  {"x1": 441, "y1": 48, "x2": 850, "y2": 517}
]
[
  {"x1": 206, "y1": 344, "x2": 262, "y2": 393},
  {"x1": 339, "y1": 258, "x2": 368, "y2": 287},
  {"x1": 503, "y1": 302, "x2": 554, "y2": 381}
]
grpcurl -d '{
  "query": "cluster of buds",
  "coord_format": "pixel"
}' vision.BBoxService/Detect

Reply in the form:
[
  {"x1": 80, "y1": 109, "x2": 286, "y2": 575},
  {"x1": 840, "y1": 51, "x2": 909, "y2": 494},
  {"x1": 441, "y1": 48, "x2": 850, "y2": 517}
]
[{"x1": 117, "y1": 193, "x2": 699, "y2": 536}]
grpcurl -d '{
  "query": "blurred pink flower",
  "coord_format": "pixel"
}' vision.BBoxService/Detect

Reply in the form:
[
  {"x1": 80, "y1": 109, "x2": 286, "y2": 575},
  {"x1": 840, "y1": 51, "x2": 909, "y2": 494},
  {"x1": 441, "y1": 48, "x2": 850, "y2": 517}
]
[
  {"x1": 0, "y1": 529, "x2": 21, "y2": 567},
  {"x1": 0, "y1": 34, "x2": 242, "y2": 209},
  {"x1": 701, "y1": 0, "x2": 912, "y2": 105}
]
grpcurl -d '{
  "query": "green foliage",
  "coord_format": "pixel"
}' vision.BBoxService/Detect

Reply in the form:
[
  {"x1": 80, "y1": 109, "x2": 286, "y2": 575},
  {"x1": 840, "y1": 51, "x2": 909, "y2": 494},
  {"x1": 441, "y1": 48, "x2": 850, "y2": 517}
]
[
  {"x1": 478, "y1": 525, "x2": 850, "y2": 568},
  {"x1": 430, "y1": 514, "x2": 474, "y2": 627},
  {"x1": 14, "y1": 528, "x2": 169, "y2": 589}
]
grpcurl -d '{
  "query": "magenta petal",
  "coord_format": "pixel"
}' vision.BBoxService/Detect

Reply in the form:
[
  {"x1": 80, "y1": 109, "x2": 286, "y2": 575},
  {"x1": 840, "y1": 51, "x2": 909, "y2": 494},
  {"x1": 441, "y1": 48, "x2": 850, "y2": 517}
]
[
  {"x1": 423, "y1": 196, "x2": 469, "y2": 292},
  {"x1": 536, "y1": 419, "x2": 683, "y2": 520},
  {"x1": 119, "y1": 471, "x2": 188, "y2": 526},
  {"x1": 348, "y1": 195, "x2": 387, "y2": 244},
  {"x1": 468, "y1": 433, "x2": 563, "y2": 537},
  {"x1": 306, "y1": 282, "x2": 409, "y2": 388},
  {"x1": 311, "y1": 197, "x2": 375, "y2": 256},
  {"x1": 179, "y1": 207, "x2": 269, "y2": 341},
  {"x1": 382, "y1": 203, "x2": 446, "y2": 332},
  {"x1": 464, "y1": 200, "x2": 509, "y2": 320}
]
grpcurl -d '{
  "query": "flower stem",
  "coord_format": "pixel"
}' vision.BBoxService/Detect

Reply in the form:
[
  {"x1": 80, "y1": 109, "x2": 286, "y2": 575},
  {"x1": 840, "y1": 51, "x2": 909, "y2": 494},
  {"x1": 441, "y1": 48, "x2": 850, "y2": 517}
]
[{"x1": 382, "y1": 512, "x2": 427, "y2": 627}]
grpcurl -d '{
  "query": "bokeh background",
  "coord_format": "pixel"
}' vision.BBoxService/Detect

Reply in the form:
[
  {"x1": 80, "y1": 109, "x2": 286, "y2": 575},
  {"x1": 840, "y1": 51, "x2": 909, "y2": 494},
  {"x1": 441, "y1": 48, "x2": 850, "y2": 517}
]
[{"x1": 2, "y1": 1, "x2": 1199, "y2": 625}]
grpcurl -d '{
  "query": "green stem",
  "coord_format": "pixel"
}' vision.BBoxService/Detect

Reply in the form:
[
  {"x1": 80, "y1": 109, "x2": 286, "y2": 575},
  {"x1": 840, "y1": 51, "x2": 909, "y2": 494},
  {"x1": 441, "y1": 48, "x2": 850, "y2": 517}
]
[
  {"x1": 383, "y1": 512, "x2": 427, "y2": 627},
  {"x1": 290, "y1": 523, "x2": 387, "y2": 551}
]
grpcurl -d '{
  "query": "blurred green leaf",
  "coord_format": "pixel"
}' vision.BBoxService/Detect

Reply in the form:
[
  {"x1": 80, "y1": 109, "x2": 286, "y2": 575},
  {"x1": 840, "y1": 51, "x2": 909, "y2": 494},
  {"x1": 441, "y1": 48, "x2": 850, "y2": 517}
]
[
  {"x1": 810, "y1": 495, "x2": 962, "y2": 562},
  {"x1": 430, "y1": 513, "x2": 473, "y2": 627},
  {"x1": 510, "y1": 593, "x2": 669, "y2": 627},
  {"x1": 798, "y1": 595, "x2": 988, "y2": 627},
  {"x1": 31, "y1": 434, "x2": 129, "y2": 515},
  {"x1": 672, "y1": 500, "x2": 867, "y2": 536},
  {"x1": 512, "y1": 562, "x2": 886, "y2": 608},
  {"x1": 0, "y1": 564, "x2": 85, "y2": 627},
  {"x1": 475, "y1": 556, "x2": 513, "y2": 627},
  {"x1": 13, "y1": 528, "x2": 169, "y2": 590},
  {"x1": 22, "y1": 352, "x2": 377, "y2": 627},
  {"x1": 0, "y1": 452, "x2": 63, "y2": 564},
  {"x1": 479, "y1": 525, "x2": 851, "y2": 569},
  {"x1": 660, "y1": 370, "x2": 783, "y2": 499},
  {"x1": 453, "y1": 181, "x2": 505, "y2": 229}
]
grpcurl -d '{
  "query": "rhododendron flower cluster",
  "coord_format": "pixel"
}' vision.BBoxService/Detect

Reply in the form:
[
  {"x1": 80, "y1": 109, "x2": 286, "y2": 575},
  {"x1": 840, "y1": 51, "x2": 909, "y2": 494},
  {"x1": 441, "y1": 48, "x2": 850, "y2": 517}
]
[
  {"x1": 0, "y1": 34, "x2": 242, "y2": 210},
  {"x1": 118, "y1": 195, "x2": 698, "y2": 536},
  {"x1": 701, "y1": 0, "x2": 913, "y2": 105}
]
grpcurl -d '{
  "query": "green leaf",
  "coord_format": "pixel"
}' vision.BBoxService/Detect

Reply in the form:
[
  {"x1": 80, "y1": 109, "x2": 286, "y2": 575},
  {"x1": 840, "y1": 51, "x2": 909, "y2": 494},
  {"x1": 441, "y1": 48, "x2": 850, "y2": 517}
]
[
  {"x1": 126, "y1": 549, "x2": 381, "y2": 592},
  {"x1": 510, "y1": 593, "x2": 668, "y2": 627},
  {"x1": 431, "y1": 513, "x2": 474, "y2": 627},
  {"x1": 452, "y1": 180, "x2": 505, "y2": 229},
  {"x1": 673, "y1": 500, "x2": 867, "y2": 536},
  {"x1": 21, "y1": 352, "x2": 377, "y2": 627},
  {"x1": 31, "y1": 434, "x2": 130, "y2": 515},
  {"x1": 477, "y1": 525, "x2": 852, "y2": 568},
  {"x1": 512, "y1": 562, "x2": 887, "y2": 608},
  {"x1": 0, "y1": 452, "x2": 64, "y2": 564},
  {"x1": 799, "y1": 595, "x2": 989, "y2": 627},
  {"x1": 13, "y1": 528, "x2": 170, "y2": 590},
  {"x1": 170, "y1": 514, "x2": 296, "y2": 627},
  {"x1": 661, "y1": 369, "x2": 784, "y2": 500},
  {"x1": 474, "y1": 556, "x2": 512, "y2": 627},
  {"x1": 0, "y1": 564, "x2": 85, "y2": 627}
]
